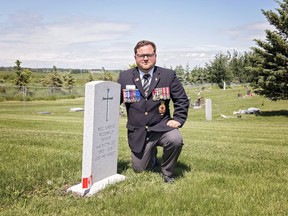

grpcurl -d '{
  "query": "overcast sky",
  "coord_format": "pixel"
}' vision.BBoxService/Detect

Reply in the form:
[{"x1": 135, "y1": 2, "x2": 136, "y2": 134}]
[{"x1": 0, "y1": 0, "x2": 278, "y2": 70}]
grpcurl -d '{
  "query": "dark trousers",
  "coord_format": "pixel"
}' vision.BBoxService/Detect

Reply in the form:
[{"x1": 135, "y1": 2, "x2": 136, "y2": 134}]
[{"x1": 131, "y1": 129, "x2": 183, "y2": 177}]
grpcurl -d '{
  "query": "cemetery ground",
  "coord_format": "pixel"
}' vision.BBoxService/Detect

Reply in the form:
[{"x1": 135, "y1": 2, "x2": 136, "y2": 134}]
[{"x1": 0, "y1": 85, "x2": 287, "y2": 216}]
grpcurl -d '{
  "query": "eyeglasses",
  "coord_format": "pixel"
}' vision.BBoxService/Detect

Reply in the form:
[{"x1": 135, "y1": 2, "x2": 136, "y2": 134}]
[{"x1": 136, "y1": 53, "x2": 155, "y2": 59}]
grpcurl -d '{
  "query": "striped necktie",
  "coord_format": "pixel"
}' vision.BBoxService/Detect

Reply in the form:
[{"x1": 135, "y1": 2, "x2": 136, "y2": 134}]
[{"x1": 143, "y1": 74, "x2": 151, "y2": 96}]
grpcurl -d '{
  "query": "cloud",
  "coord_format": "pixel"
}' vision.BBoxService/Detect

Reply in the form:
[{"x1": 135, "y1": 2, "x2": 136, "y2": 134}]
[
  {"x1": 1, "y1": 12, "x2": 132, "y2": 44},
  {"x1": 0, "y1": 12, "x2": 228, "y2": 69},
  {"x1": 157, "y1": 47, "x2": 218, "y2": 68},
  {"x1": 225, "y1": 21, "x2": 273, "y2": 42},
  {"x1": 0, "y1": 13, "x2": 134, "y2": 68},
  {"x1": 0, "y1": 11, "x2": 274, "y2": 69}
]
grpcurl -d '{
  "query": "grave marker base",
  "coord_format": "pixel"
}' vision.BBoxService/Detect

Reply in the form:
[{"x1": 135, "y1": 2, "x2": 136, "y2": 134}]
[{"x1": 68, "y1": 174, "x2": 126, "y2": 196}]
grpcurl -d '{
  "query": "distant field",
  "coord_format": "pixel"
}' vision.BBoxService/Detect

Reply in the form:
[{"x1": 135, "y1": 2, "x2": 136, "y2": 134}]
[
  {"x1": 0, "y1": 85, "x2": 287, "y2": 215},
  {"x1": 0, "y1": 70, "x2": 119, "y2": 87},
  {"x1": 0, "y1": 70, "x2": 120, "y2": 101}
]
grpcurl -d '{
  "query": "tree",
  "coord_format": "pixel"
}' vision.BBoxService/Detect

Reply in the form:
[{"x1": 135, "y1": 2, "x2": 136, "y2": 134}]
[
  {"x1": 102, "y1": 67, "x2": 113, "y2": 81},
  {"x1": 14, "y1": 60, "x2": 32, "y2": 91},
  {"x1": 42, "y1": 66, "x2": 63, "y2": 94},
  {"x1": 228, "y1": 50, "x2": 253, "y2": 83},
  {"x1": 190, "y1": 66, "x2": 209, "y2": 85},
  {"x1": 129, "y1": 63, "x2": 137, "y2": 68},
  {"x1": 174, "y1": 65, "x2": 185, "y2": 84},
  {"x1": 63, "y1": 73, "x2": 76, "y2": 94},
  {"x1": 184, "y1": 64, "x2": 191, "y2": 84},
  {"x1": 206, "y1": 53, "x2": 233, "y2": 88},
  {"x1": 86, "y1": 73, "x2": 95, "y2": 83},
  {"x1": 249, "y1": 0, "x2": 288, "y2": 100}
]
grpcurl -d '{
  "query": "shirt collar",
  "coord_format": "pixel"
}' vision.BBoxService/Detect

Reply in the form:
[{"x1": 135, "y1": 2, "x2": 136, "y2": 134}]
[{"x1": 139, "y1": 67, "x2": 154, "y2": 79}]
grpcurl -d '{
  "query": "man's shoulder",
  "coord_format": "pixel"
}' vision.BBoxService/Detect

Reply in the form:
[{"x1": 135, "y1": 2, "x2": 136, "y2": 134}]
[
  {"x1": 155, "y1": 66, "x2": 175, "y2": 74},
  {"x1": 154, "y1": 67, "x2": 176, "y2": 78},
  {"x1": 118, "y1": 68, "x2": 137, "y2": 84},
  {"x1": 121, "y1": 67, "x2": 137, "y2": 75}
]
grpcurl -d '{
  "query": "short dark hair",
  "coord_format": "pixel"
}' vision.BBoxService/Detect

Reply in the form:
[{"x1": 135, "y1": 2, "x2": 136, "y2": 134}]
[{"x1": 134, "y1": 40, "x2": 157, "y2": 54}]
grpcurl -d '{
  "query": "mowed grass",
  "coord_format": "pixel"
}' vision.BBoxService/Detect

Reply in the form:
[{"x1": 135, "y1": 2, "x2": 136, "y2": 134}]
[{"x1": 0, "y1": 86, "x2": 287, "y2": 215}]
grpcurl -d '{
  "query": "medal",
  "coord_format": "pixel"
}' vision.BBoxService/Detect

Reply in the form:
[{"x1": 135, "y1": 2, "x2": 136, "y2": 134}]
[
  {"x1": 165, "y1": 87, "x2": 170, "y2": 99},
  {"x1": 130, "y1": 90, "x2": 135, "y2": 102},
  {"x1": 159, "y1": 101, "x2": 166, "y2": 117},
  {"x1": 135, "y1": 89, "x2": 140, "y2": 102},
  {"x1": 153, "y1": 94, "x2": 157, "y2": 101},
  {"x1": 123, "y1": 89, "x2": 141, "y2": 103},
  {"x1": 127, "y1": 90, "x2": 131, "y2": 103},
  {"x1": 162, "y1": 87, "x2": 166, "y2": 100},
  {"x1": 152, "y1": 87, "x2": 170, "y2": 101}
]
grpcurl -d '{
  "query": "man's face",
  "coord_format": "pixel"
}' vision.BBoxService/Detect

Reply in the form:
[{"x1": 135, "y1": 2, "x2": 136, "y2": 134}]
[{"x1": 134, "y1": 44, "x2": 157, "y2": 73}]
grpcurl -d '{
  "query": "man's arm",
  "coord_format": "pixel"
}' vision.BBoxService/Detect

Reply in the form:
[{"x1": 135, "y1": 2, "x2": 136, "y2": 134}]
[{"x1": 168, "y1": 71, "x2": 189, "y2": 127}]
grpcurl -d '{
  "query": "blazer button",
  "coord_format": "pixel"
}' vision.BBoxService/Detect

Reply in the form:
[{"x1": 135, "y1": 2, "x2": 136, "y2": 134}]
[
  {"x1": 145, "y1": 112, "x2": 148, "y2": 115},
  {"x1": 145, "y1": 126, "x2": 148, "y2": 129}
]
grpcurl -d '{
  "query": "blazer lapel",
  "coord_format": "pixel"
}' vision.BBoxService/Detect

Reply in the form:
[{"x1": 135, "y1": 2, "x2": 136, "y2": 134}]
[
  {"x1": 132, "y1": 68, "x2": 143, "y2": 93},
  {"x1": 147, "y1": 67, "x2": 160, "y2": 96}
]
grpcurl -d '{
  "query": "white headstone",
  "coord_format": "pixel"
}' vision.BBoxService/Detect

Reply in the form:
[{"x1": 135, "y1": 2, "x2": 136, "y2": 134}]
[
  {"x1": 70, "y1": 107, "x2": 84, "y2": 112},
  {"x1": 68, "y1": 81, "x2": 126, "y2": 197},
  {"x1": 205, "y1": 99, "x2": 212, "y2": 121}
]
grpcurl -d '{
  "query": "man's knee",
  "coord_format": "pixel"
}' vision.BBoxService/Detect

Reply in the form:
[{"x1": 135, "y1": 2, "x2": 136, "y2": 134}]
[
  {"x1": 131, "y1": 154, "x2": 148, "y2": 172},
  {"x1": 163, "y1": 130, "x2": 183, "y2": 148},
  {"x1": 171, "y1": 135, "x2": 183, "y2": 147}
]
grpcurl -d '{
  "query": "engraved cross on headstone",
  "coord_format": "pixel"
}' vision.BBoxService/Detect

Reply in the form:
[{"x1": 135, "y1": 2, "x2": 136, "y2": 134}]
[{"x1": 103, "y1": 88, "x2": 113, "y2": 121}]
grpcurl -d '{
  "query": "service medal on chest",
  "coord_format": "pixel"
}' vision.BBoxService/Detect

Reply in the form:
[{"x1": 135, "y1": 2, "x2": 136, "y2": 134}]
[{"x1": 159, "y1": 101, "x2": 166, "y2": 117}]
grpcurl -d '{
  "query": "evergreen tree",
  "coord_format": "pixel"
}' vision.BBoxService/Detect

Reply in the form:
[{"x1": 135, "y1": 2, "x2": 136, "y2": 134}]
[
  {"x1": 42, "y1": 66, "x2": 63, "y2": 94},
  {"x1": 86, "y1": 73, "x2": 95, "y2": 82},
  {"x1": 102, "y1": 67, "x2": 113, "y2": 81},
  {"x1": 190, "y1": 66, "x2": 209, "y2": 85},
  {"x1": 14, "y1": 60, "x2": 32, "y2": 91},
  {"x1": 63, "y1": 73, "x2": 76, "y2": 94},
  {"x1": 129, "y1": 63, "x2": 137, "y2": 68},
  {"x1": 249, "y1": 0, "x2": 288, "y2": 100},
  {"x1": 206, "y1": 53, "x2": 233, "y2": 88},
  {"x1": 174, "y1": 65, "x2": 185, "y2": 84},
  {"x1": 228, "y1": 50, "x2": 252, "y2": 83},
  {"x1": 184, "y1": 64, "x2": 191, "y2": 84}
]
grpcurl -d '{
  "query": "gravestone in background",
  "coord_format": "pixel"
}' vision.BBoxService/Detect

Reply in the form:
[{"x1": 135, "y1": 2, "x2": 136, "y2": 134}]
[
  {"x1": 68, "y1": 81, "x2": 126, "y2": 196},
  {"x1": 205, "y1": 99, "x2": 212, "y2": 121}
]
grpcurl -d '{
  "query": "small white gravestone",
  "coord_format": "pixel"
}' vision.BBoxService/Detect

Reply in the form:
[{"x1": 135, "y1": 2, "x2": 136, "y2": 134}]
[
  {"x1": 68, "y1": 81, "x2": 126, "y2": 197},
  {"x1": 205, "y1": 99, "x2": 212, "y2": 121},
  {"x1": 70, "y1": 107, "x2": 84, "y2": 112}
]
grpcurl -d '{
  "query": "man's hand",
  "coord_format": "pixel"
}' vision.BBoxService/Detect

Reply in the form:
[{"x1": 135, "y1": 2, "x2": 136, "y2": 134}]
[{"x1": 167, "y1": 120, "x2": 181, "y2": 128}]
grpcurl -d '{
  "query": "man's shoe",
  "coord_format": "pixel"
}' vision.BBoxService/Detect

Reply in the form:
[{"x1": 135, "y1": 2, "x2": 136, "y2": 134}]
[{"x1": 162, "y1": 174, "x2": 175, "y2": 184}]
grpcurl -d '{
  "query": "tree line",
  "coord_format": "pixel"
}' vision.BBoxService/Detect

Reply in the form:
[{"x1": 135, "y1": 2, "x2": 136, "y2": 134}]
[
  {"x1": 0, "y1": 61, "x2": 114, "y2": 97},
  {"x1": 174, "y1": 50, "x2": 253, "y2": 89}
]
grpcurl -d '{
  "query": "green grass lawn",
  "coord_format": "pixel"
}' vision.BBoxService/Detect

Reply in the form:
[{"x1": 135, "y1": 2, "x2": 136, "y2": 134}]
[{"x1": 0, "y1": 86, "x2": 287, "y2": 215}]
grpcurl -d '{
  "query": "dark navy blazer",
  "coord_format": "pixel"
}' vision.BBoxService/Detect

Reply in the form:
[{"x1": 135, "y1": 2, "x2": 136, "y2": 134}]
[{"x1": 118, "y1": 66, "x2": 189, "y2": 153}]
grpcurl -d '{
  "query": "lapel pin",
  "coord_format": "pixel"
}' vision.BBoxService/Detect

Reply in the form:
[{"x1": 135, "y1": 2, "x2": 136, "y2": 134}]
[{"x1": 135, "y1": 78, "x2": 140, "y2": 82}]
